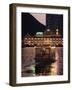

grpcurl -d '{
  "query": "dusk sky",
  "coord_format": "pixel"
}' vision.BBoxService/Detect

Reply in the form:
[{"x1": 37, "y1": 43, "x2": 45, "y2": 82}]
[{"x1": 31, "y1": 13, "x2": 46, "y2": 25}]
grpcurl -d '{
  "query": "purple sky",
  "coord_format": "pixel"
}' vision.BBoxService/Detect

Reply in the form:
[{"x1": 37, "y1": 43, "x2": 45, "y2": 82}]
[{"x1": 31, "y1": 13, "x2": 46, "y2": 25}]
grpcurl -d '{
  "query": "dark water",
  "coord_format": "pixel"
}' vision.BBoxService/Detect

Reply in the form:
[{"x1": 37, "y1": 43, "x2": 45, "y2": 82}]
[{"x1": 22, "y1": 47, "x2": 63, "y2": 77}]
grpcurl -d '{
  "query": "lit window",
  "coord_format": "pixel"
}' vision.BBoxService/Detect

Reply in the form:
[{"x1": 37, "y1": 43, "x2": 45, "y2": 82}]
[
  {"x1": 28, "y1": 41, "x2": 31, "y2": 43},
  {"x1": 31, "y1": 38, "x2": 33, "y2": 40},
  {"x1": 25, "y1": 38, "x2": 27, "y2": 40},
  {"x1": 36, "y1": 32, "x2": 43, "y2": 37}
]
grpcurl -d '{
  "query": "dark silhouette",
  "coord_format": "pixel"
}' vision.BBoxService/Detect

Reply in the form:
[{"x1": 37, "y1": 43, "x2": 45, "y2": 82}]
[{"x1": 22, "y1": 13, "x2": 46, "y2": 39}]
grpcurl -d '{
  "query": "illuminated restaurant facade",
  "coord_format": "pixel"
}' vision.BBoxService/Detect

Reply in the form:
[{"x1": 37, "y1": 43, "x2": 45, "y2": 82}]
[
  {"x1": 22, "y1": 29, "x2": 63, "y2": 47},
  {"x1": 21, "y1": 28, "x2": 63, "y2": 77}
]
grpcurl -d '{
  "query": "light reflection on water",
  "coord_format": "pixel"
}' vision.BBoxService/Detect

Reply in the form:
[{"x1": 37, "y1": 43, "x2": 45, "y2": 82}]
[
  {"x1": 22, "y1": 47, "x2": 63, "y2": 77},
  {"x1": 50, "y1": 47, "x2": 63, "y2": 75}
]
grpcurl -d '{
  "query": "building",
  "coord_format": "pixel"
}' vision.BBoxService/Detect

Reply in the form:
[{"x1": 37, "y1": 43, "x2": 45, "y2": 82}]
[
  {"x1": 22, "y1": 29, "x2": 63, "y2": 47},
  {"x1": 22, "y1": 29, "x2": 63, "y2": 76}
]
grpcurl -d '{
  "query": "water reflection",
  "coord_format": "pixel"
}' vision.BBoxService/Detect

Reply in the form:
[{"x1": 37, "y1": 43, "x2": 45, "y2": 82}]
[{"x1": 22, "y1": 47, "x2": 63, "y2": 77}]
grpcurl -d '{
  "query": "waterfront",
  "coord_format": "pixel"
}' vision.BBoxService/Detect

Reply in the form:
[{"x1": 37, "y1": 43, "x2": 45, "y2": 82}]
[
  {"x1": 21, "y1": 13, "x2": 63, "y2": 77},
  {"x1": 21, "y1": 47, "x2": 63, "y2": 77}
]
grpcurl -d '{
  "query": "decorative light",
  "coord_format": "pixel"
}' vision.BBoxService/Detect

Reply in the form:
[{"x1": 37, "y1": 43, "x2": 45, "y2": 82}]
[
  {"x1": 56, "y1": 28, "x2": 59, "y2": 35},
  {"x1": 47, "y1": 29, "x2": 50, "y2": 32},
  {"x1": 36, "y1": 32, "x2": 43, "y2": 35},
  {"x1": 36, "y1": 32, "x2": 43, "y2": 37},
  {"x1": 25, "y1": 38, "x2": 27, "y2": 39},
  {"x1": 51, "y1": 46, "x2": 56, "y2": 49}
]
